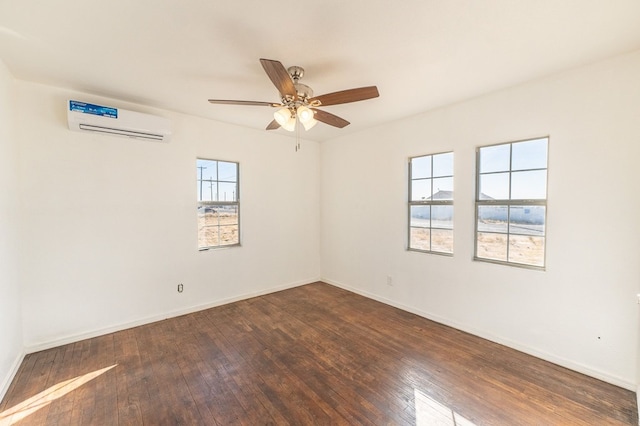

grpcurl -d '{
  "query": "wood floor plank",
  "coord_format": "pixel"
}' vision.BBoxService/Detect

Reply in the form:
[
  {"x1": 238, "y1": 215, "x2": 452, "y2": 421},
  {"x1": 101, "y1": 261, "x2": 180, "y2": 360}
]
[
  {"x1": 73, "y1": 334, "x2": 118, "y2": 425},
  {"x1": 0, "y1": 350, "x2": 38, "y2": 411},
  {"x1": 8, "y1": 347, "x2": 64, "y2": 424},
  {"x1": 204, "y1": 305, "x2": 298, "y2": 425},
  {"x1": 113, "y1": 328, "x2": 148, "y2": 425},
  {"x1": 1, "y1": 282, "x2": 637, "y2": 425},
  {"x1": 134, "y1": 318, "x2": 206, "y2": 425},
  {"x1": 251, "y1": 295, "x2": 413, "y2": 424},
  {"x1": 190, "y1": 313, "x2": 249, "y2": 425},
  {"x1": 230, "y1": 300, "x2": 351, "y2": 424},
  {"x1": 43, "y1": 340, "x2": 88, "y2": 424}
]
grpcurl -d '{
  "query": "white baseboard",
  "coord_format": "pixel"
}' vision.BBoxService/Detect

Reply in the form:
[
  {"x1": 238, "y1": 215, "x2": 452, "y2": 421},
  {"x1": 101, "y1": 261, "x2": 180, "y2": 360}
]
[
  {"x1": 323, "y1": 278, "x2": 636, "y2": 392},
  {"x1": 25, "y1": 277, "x2": 319, "y2": 354},
  {"x1": 0, "y1": 349, "x2": 26, "y2": 403}
]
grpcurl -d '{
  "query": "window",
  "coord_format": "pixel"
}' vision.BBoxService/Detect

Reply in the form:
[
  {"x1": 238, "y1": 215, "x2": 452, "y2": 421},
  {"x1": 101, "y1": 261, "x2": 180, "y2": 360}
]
[
  {"x1": 475, "y1": 137, "x2": 548, "y2": 268},
  {"x1": 197, "y1": 158, "x2": 239, "y2": 250},
  {"x1": 408, "y1": 152, "x2": 454, "y2": 254}
]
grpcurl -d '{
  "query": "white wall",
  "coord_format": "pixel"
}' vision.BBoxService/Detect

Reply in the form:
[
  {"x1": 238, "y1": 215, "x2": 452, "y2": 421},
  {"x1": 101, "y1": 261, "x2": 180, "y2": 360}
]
[
  {"x1": 16, "y1": 82, "x2": 321, "y2": 350},
  {"x1": 0, "y1": 60, "x2": 24, "y2": 397},
  {"x1": 321, "y1": 50, "x2": 640, "y2": 389}
]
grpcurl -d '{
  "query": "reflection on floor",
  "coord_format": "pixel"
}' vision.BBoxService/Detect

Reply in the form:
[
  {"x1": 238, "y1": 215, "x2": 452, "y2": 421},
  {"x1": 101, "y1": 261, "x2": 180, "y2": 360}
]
[
  {"x1": 415, "y1": 388, "x2": 476, "y2": 426},
  {"x1": 0, "y1": 365, "x2": 116, "y2": 425}
]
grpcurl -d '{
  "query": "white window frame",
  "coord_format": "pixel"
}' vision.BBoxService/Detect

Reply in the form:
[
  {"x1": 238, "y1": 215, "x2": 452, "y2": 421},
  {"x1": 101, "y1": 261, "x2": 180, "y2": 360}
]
[
  {"x1": 474, "y1": 137, "x2": 548, "y2": 269},
  {"x1": 408, "y1": 151, "x2": 454, "y2": 255},
  {"x1": 197, "y1": 158, "x2": 240, "y2": 250}
]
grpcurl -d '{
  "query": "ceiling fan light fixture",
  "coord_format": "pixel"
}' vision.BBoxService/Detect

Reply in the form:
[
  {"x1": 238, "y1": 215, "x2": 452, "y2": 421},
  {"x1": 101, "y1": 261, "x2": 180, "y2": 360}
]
[
  {"x1": 282, "y1": 116, "x2": 297, "y2": 132},
  {"x1": 273, "y1": 107, "x2": 292, "y2": 127},
  {"x1": 296, "y1": 105, "x2": 314, "y2": 124},
  {"x1": 302, "y1": 117, "x2": 318, "y2": 131}
]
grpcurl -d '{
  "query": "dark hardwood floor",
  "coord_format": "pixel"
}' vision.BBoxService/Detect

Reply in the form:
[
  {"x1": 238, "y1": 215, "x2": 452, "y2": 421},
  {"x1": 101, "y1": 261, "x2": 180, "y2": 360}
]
[{"x1": 1, "y1": 282, "x2": 637, "y2": 425}]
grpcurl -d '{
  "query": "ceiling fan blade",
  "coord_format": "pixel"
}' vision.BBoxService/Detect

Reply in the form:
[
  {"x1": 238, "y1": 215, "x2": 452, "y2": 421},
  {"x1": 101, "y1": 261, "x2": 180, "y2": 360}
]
[
  {"x1": 311, "y1": 108, "x2": 350, "y2": 128},
  {"x1": 260, "y1": 58, "x2": 297, "y2": 100},
  {"x1": 208, "y1": 99, "x2": 280, "y2": 107},
  {"x1": 309, "y1": 86, "x2": 379, "y2": 106},
  {"x1": 266, "y1": 119, "x2": 280, "y2": 130}
]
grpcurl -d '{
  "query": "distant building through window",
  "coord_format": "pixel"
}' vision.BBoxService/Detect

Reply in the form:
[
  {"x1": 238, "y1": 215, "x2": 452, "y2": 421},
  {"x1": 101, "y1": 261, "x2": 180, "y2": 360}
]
[
  {"x1": 197, "y1": 158, "x2": 240, "y2": 250},
  {"x1": 475, "y1": 137, "x2": 548, "y2": 268},
  {"x1": 408, "y1": 152, "x2": 454, "y2": 254}
]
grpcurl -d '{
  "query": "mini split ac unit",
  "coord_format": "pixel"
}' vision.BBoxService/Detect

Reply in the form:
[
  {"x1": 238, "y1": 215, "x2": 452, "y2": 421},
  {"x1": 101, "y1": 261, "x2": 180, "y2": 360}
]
[{"x1": 67, "y1": 100, "x2": 172, "y2": 142}]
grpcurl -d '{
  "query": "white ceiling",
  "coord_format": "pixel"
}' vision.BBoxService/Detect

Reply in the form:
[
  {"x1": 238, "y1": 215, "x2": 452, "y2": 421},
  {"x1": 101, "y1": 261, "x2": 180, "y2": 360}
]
[{"x1": 1, "y1": 1, "x2": 640, "y2": 142}]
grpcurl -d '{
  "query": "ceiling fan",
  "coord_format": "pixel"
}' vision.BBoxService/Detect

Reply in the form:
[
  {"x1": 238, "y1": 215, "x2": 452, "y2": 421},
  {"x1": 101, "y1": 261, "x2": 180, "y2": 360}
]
[{"x1": 208, "y1": 58, "x2": 379, "y2": 132}]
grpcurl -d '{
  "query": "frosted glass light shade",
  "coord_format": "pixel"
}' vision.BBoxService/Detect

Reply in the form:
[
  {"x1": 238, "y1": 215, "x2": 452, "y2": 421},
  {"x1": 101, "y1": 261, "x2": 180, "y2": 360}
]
[
  {"x1": 281, "y1": 116, "x2": 296, "y2": 132},
  {"x1": 297, "y1": 105, "x2": 314, "y2": 123},
  {"x1": 274, "y1": 108, "x2": 292, "y2": 126},
  {"x1": 302, "y1": 117, "x2": 317, "y2": 131}
]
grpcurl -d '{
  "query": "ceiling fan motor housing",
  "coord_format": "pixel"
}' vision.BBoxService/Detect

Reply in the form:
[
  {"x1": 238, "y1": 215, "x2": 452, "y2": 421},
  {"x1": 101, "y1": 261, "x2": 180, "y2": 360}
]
[
  {"x1": 294, "y1": 83, "x2": 313, "y2": 101},
  {"x1": 285, "y1": 66, "x2": 313, "y2": 101},
  {"x1": 287, "y1": 66, "x2": 304, "y2": 81}
]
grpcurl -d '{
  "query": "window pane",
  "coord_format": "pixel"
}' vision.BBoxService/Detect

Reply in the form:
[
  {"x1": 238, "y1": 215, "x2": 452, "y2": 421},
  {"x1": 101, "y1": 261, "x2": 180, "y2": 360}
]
[
  {"x1": 510, "y1": 170, "x2": 547, "y2": 200},
  {"x1": 476, "y1": 232, "x2": 508, "y2": 261},
  {"x1": 479, "y1": 173, "x2": 509, "y2": 200},
  {"x1": 479, "y1": 144, "x2": 510, "y2": 173},
  {"x1": 218, "y1": 225, "x2": 239, "y2": 246},
  {"x1": 197, "y1": 159, "x2": 218, "y2": 202},
  {"x1": 509, "y1": 235, "x2": 545, "y2": 266},
  {"x1": 218, "y1": 205, "x2": 238, "y2": 225},
  {"x1": 218, "y1": 161, "x2": 237, "y2": 182},
  {"x1": 512, "y1": 138, "x2": 547, "y2": 171},
  {"x1": 199, "y1": 226, "x2": 219, "y2": 249},
  {"x1": 198, "y1": 213, "x2": 219, "y2": 248},
  {"x1": 197, "y1": 159, "x2": 217, "y2": 181},
  {"x1": 218, "y1": 182, "x2": 238, "y2": 202},
  {"x1": 410, "y1": 205, "x2": 430, "y2": 227},
  {"x1": 432, "y1": 205, "x2": 453, "y2": 229},
  {"x1": 432, "y1": 177, "x2": 453, "y2": 199},
  {"x1": 197, "y1": 205, "x2": 239, "y2": 248},
  {"x1": 431, "y1": 229, "x2": 453, "y2": 254},
  {"x1": 199, "y1": 208, "x2": 219, "y2": 226},
  {"x1": 411, "y1": 179, "x2": 432, "y2": 201},
  {"x1": 433, "y1": 152, "x2": 453, "y2": 177},
  {"x1": 509, "y1": 206, "x2": 545, "y2": 236},
  {"x1": 411, "y1": 156, "x2": 432, "y2": 179},
  {"x1": 198, "y1": 182, "x2": 218, "y2": 202},
  {"x1": 478, "y1": 205, "x2": 508, "y2": 233},
  {"x1": 410, "y1": 227, "x2": 431, "y2": 251}
]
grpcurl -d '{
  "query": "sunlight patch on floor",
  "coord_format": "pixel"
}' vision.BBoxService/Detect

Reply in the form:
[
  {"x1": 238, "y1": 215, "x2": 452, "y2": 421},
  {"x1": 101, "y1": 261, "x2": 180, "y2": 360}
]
[
  {"x1": 0, "y1": 364, "x2": 117, "y2": 425},
  {"x1": 414, "y1": 388, "x2": 476, "y2": 426}
]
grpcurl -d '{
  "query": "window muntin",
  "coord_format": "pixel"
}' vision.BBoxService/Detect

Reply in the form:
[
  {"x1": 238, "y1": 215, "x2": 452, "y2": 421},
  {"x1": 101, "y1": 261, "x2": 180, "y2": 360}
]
[
  {"x1": 408, "y1": 152, "x2": 454, "y2": 254},
  {"x1": 197, "y1": 158, "x2": 239, "y2": 250},
  {"x1": 475, "y1": 137, "x2": 548, "y2": 268}
]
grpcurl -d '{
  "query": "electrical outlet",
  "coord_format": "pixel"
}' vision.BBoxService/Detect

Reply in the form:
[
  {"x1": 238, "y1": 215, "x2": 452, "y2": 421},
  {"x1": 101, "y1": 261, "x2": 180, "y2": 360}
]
[
  {"x1": 386, "y1": 275, "x2": 393, "y2": 286},
  {"x1": 637, "y1": 293, "x2": 640, "y2": 304},
  {"x1": 178, "y1": 283, "x2": 184, "y2": 293}
]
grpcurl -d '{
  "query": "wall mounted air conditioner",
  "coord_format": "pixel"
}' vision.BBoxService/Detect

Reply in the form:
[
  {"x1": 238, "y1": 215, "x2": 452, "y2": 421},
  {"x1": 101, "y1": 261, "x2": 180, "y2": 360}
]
[{"x1": 67, "y1": 100, "x2": 172, "y2": 142}]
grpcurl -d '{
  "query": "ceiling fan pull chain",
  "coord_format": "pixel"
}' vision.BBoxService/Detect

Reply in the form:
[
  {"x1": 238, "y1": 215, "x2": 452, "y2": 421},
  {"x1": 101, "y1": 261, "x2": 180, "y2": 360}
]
[{"x1": 295, "y1": 119, "x2": 301, "y2": 152}]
